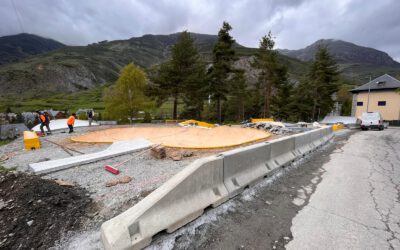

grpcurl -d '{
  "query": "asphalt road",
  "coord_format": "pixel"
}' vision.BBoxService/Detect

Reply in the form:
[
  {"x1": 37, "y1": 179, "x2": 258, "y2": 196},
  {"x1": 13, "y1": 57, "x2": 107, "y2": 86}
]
[
  {"x1": 287, "y1": 128, "x2": 400, "y2": 250},
  {"x1": 148, "y1": 128, "x2": 400, "y2": 250}
]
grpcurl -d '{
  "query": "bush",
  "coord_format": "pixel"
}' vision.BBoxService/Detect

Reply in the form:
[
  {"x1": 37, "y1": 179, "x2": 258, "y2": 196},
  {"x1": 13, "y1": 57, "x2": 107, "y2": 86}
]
[
  {"x1": 142, "y1": 112, "x2": 152, "y2": 123},
  {"x1": 78, "y1": 113, "x2": 87, "y2": 120}
]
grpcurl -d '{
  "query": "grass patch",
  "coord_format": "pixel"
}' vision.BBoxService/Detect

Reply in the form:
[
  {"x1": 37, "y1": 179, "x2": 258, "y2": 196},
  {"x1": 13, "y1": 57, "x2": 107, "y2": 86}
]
[
  {"x1": 0, "y1": 139, "x2": 12, "y2": 146},
  {"x1": 0, "y1": 85, "x2": 108, "y2": 113},
  {"x1": 0, "y1": 165, "x2": 17, "y2": 172}
]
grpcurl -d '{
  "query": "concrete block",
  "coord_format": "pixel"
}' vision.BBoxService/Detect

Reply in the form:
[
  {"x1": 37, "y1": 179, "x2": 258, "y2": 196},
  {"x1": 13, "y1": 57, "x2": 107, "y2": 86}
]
[
  {"x1": 101, "y1": 155, "x2": 228, "y2": 250},
  {"x1": 222, "y1": 143, "x2": 271, "y2": 197},
  {"x1": 267, "y1": 136, "x2": 296, "y2": 169},
  {"x1": 294, "y1": 130, "x2": 314, "y2": 155},
  {"x1": 29, "y1": 139, "x2": 152, "y2": 174}
]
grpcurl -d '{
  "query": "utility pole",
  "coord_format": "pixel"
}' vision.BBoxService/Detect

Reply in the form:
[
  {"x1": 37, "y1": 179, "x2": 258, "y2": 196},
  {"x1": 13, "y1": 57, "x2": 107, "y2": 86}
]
[{"x1": 366, "y1": 75, "x2": 371, "y2": 112}]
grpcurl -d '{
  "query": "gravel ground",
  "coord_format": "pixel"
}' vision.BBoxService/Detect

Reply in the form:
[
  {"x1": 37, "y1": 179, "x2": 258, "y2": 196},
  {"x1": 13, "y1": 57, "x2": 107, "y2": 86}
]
[{"x1": 0, "y1": 123, "x2": 282, "y2": 249}]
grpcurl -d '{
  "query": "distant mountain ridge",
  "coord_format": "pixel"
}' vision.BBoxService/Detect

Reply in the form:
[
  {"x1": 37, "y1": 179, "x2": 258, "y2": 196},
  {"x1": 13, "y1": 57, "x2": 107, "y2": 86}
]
[
  {"x1": 278, "y1": 39, "x2": 400, "y2": 66},
  {"x1": 0, "y1": 33, "x2": 65, "y2": 65},
  {"x1": 0, "y1": 32, "x2": 259, "y2": 98},
  {"x1": 0, "y1": 33, "x2": 400, "y2": 103}
]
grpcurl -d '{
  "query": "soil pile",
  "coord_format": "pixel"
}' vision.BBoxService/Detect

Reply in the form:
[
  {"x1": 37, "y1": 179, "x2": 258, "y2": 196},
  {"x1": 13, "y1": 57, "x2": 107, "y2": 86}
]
[{"x1": 0, "y1": 172, "x2": 93, "y2": 249}]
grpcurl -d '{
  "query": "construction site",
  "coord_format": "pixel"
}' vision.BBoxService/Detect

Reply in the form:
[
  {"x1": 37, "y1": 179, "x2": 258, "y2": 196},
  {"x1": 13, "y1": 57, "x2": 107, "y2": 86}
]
[{"x1": 0, "y1": 118, "x2": 338, "y2": 249}]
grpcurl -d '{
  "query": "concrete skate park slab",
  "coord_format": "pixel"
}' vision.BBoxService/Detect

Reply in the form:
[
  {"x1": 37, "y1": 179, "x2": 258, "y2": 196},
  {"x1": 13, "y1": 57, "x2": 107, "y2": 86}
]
[
  {"x1": 32, "y1": 119, "x2": 99, "y2": 132},
  {"x1": 71, "y1": 126, "x2": 271, "y2": 149},
  {"x1": 29, "y1": 139, "x2": 152, "y2": 174}
]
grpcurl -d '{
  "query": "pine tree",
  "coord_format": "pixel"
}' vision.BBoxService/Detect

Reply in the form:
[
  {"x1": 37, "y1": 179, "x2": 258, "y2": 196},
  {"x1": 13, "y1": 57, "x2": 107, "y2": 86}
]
[
  {"x1": 149, "y1": 31, "x2": 205, "y2": 120},
  {"x1": 104, "y1": 63, "x2": 149, "y2": 123},
  {"x1": 290, "y1": 78, "x2": 314, "y2": 122},
  {"x1": 270, "y1": 64, "x2": 293, "y2": 121},
  {"x1": 308, "y1": 46, "x2": 340, "y2": 120},
  {"x1": 209, "y1": 21, "x2": 236, "y2": 123},
  {"x1": 253, "y1": 31, "x2": 278, "y2": 118},
  {"x1": 226, "y1": 70, "x2": 249, "y2": 122},
  {"x1": 290, "y1": 46, "x2": 340, "y2": 121}
]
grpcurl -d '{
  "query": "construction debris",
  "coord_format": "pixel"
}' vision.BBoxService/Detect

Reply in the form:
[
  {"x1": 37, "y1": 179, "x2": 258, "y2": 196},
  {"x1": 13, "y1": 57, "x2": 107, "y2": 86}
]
[
  {"x1": 105, "y1": 179, "x2": 120, "y2": 187},
  {"x1": 104, "y1": 165, "x2": 120, "y2": 175},
  {"x1": 169, "y1": 152, "x2": 182, "y2": 161},
  {"x1": 242, "y1": 121, "x2": 293, "y2": 135},
  {"x1": 166, "y1": 149, "x2": 195, "y2": 161},
  {"x1": 151, "y1": 145, "x2": 166, "y2": 159},
  {"x1": 105, "y1": 175, "x2": 133, "y2": 187},
  {"x1": 179, "y1": 119, "x2": 215, "y2": 128},
  {"x1": 54, "y1": 179, "x2": 75, "y2": 187}
]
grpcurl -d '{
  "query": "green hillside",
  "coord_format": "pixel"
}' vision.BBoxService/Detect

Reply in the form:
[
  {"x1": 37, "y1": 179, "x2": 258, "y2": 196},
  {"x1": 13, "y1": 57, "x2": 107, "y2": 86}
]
[{"x1": 1, "y1": 32, "x2": 399, "y2": 113}]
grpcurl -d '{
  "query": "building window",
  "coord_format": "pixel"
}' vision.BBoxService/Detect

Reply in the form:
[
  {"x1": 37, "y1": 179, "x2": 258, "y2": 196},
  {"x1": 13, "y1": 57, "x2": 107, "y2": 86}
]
[
  {"x1": 378, "y1": 101, "x2": 386, "y2": 106},
  {"x1": 357, "y1": 101, "x2": 363, "y2": 106}
]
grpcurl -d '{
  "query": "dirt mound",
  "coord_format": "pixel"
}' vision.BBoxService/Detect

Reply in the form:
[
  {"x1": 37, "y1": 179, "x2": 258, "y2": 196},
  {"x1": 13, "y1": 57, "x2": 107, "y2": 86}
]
[{"x1": 0, "y1": 172, "x2": 93, "y2": 249}]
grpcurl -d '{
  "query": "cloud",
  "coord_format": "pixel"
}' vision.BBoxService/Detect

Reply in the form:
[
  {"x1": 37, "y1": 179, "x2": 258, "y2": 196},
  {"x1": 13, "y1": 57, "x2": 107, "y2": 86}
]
[{"x1": 1, "y1": 0, "x2": 399, "y2": 60}]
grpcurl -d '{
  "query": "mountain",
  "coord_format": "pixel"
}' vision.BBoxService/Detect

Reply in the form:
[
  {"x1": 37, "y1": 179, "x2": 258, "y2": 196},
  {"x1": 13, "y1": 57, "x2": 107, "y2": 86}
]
[
  {"x1": 1, "y1": 33, "x2": 399, "y2": 112},
  {"x1": 278, "y1": 39, "x2": 400, "y2": 66},
  {"x1": 0, "y1": 33, "x2": 65, "y2": 65},
  {"x1": 0, "y1": 32, "x2": 305, "y2": 100}
]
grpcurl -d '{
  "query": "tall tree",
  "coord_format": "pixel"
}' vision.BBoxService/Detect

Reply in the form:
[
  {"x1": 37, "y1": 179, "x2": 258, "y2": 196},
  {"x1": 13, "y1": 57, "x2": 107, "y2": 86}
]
[
  {"x1": 270, "y1": 65, "x2": 293, "y2": 121},
  {"x1": 308, "y1": 46, "x2": 340, "y2": 120},
  {"x1": 226, "y1": 70, "x2": 249, "y2": 122},
  {"x1": 149, "y1": 31, "x2": 205, "y2": 120},
  {"x1": 104, "y1": 63, "x2": 148, "y2": 123},
  {"x1": 253, "y1": 31, "x2": 278, "y2": 118},
  {"x1": 290, "y1": 78, "x2": 314, "y2": 122},
  {"x1": 209, "y1": 21, "x2": 236, "y2": 123},
  {"x1": 337, "y1": 85, "x2": 352, "y2": 116}
]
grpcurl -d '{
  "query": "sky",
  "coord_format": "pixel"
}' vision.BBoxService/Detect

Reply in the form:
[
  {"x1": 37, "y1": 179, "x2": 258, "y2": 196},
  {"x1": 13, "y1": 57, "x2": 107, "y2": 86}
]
[{"x1": 1, "y1": 0, "x2": 400, "y2": 61}]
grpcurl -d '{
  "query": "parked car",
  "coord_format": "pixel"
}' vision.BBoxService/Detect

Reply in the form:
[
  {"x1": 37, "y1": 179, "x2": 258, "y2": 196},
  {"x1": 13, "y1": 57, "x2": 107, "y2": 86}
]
[{"x1": 360, "y1": 112, "x2": 384, "y2": 130}]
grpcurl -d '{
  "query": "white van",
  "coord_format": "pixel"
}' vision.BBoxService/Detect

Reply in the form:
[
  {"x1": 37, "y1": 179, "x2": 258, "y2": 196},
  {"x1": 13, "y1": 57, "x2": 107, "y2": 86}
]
[{"x1": 360, "y1": 112, "x2": 384, "y2": 130}]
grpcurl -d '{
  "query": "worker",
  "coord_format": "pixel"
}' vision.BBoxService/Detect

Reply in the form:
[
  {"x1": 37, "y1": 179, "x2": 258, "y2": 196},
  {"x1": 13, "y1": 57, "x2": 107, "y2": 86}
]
[
  {"x1": 36, "y1": 111, "x2": 51, "y2": 136},
  {"x1": 87, "y1": 109, "x2": 93, "y2": 126},
  {"x1": 67, "y1": 113, "x2": 77, "y2": 133},
  {"x1": 43, "y1": 112, "x2": 52, "y2": 135}
]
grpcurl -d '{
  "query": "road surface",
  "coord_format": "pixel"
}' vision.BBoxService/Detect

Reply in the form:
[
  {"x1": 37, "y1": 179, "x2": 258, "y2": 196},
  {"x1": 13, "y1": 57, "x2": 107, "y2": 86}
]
[
  {"x1": 287, "y1": 128, "x2": 400, "y2": 250},
  {"x1": 148, "y1": 128, "x2": 400, "y2": 250}
]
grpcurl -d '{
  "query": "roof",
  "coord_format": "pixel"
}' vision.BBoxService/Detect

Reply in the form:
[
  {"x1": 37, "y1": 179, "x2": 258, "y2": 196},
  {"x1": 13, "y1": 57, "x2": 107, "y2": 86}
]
[{"x1": 350, "y1": 74, "x2": 400, "y2": 93}]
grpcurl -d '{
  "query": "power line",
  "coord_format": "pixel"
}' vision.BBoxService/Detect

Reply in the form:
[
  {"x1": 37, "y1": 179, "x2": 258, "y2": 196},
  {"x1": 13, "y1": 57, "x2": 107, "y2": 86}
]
[{"x1": 10, "y1": 0, "x2": 24, "y2": 33}]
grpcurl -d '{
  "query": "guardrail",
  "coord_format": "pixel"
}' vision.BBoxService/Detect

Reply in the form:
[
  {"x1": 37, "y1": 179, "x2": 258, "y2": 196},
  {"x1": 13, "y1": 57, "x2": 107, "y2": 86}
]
[{"x1": 101, "y1": 126, "x2": 334, "y2": 249}]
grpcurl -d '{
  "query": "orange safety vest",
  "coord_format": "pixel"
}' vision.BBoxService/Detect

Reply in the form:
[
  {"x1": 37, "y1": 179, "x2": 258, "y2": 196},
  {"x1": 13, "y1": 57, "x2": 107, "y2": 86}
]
[
  {"x1": 67, "y1": 116, "x2": 75, "y2": 125},
  {"x1": 40, "y1": 114, "x2": 46, "y2": 123}
]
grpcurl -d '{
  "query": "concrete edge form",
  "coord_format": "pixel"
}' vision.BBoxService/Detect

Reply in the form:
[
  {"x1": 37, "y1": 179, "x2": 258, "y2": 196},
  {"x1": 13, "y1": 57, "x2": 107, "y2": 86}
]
[
  {"x1": 101, "y1": 127, "x2": 334, "y2": 249},
  {"x1": 29, "y1": 139, "x2": 152, "y2": 174}
]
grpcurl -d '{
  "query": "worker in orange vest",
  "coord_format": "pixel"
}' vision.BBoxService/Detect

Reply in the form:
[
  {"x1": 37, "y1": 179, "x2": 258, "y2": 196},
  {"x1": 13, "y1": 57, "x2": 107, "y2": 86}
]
[
  {"x1": 67, "y1": 113, "x2": 77, "y2": 133},
  {"x1": 36, "y1": 111, "x2": 51, "y2": 136}
]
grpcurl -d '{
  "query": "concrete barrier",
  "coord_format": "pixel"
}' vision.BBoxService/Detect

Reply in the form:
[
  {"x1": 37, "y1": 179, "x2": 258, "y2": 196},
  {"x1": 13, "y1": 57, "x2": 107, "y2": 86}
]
[
  {"x1": 101, "y1": 155, "x2": 228, "y2": 250},
  {"x1": 222, "y1": 143, "x2": 271, "y2": 197},
  {"x1": 267, "y1": 136, "x2": 297, "y2": 170},
  {"x1": 101, "y1": 127, "x2": 334, "y2": 249}
]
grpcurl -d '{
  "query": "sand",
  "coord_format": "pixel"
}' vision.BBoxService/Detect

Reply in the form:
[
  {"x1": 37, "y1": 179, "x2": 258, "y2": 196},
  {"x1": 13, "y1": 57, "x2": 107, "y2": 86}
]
[{"x1": 71, "y1": 126, "x2": 270, "y2": 149}]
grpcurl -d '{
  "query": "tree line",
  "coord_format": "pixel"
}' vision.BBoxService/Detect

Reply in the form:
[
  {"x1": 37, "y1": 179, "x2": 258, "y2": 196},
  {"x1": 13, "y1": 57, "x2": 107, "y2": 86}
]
[{"x1": 104, "y1": 21, "x2": 346, "y2": 123}]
